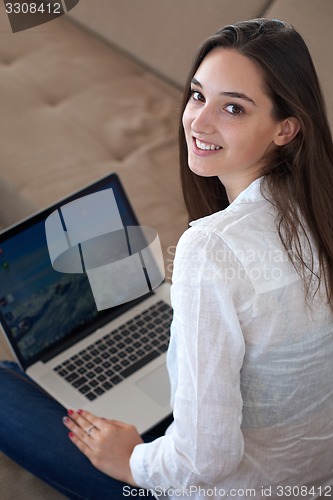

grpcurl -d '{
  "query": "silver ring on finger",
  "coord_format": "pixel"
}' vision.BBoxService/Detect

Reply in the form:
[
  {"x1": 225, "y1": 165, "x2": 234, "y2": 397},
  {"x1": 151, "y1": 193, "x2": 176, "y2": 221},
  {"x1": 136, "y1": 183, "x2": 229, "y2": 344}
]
[{"x1": 86, "y1": 424, "x2": 97, "y2": 437}]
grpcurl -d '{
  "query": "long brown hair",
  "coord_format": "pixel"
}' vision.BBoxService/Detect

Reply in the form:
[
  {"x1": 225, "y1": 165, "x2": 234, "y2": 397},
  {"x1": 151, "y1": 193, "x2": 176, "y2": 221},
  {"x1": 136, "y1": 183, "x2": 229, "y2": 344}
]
[{"x1": 179, "y1": 18, "x2": 333, "y2": 304}]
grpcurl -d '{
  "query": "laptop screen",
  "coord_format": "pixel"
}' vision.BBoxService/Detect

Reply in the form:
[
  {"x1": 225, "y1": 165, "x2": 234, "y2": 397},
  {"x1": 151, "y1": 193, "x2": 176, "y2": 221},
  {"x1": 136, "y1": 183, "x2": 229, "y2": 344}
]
[{"x1": 0, "y1": 173, "x2": 151, "y2": 369}]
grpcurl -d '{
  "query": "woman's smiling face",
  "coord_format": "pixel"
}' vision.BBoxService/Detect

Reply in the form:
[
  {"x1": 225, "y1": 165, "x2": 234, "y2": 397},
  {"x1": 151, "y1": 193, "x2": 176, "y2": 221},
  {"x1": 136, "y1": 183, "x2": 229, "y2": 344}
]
[{"x1": 182, "y1": 48, "x2": 284, "y2": 201}]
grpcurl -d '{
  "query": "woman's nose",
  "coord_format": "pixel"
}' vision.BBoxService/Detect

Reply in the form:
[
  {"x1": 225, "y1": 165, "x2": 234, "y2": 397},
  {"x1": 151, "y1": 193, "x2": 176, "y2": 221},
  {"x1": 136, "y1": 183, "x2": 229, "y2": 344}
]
[{"x1": 191, "y1": 105, "x2": 216, "y2": 135}]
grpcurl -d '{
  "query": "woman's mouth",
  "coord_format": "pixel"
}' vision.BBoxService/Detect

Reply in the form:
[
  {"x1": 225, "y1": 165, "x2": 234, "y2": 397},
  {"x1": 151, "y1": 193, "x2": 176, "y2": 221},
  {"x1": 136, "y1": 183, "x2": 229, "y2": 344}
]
[{"x1": 193, "y1": 137, "x2": 222, "y2": 152}]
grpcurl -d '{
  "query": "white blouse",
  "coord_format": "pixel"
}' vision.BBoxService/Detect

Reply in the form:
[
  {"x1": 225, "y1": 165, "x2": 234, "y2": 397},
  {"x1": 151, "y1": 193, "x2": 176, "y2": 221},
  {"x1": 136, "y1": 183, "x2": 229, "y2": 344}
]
[{"x1": 130, "y1": 178, "x2": 333, "y2": 499}]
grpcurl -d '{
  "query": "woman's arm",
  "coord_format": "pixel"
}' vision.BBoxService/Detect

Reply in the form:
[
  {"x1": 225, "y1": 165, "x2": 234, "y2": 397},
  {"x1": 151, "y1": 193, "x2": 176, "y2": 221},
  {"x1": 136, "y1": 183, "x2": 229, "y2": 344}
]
[{"x1": 130, "y1": 228, "x2": 255, "y2": 490}]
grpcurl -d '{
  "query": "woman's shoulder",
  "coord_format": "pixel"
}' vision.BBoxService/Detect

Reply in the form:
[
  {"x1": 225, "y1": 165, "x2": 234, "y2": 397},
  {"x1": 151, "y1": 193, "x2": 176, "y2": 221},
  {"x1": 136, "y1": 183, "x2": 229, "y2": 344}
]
[
  {"x1": 175, "y1": 184, "x2": 298, "y2": 295},
  {"x1": 189, "y1": 178, "x2": 274, "y2": 240}
]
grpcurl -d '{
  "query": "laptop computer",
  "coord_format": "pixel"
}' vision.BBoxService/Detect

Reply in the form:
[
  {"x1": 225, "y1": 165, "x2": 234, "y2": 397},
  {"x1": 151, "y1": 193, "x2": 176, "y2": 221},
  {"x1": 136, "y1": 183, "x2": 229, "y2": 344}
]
[{"x1": 0, "y1": 173, "x2": 172, "y2": 433}]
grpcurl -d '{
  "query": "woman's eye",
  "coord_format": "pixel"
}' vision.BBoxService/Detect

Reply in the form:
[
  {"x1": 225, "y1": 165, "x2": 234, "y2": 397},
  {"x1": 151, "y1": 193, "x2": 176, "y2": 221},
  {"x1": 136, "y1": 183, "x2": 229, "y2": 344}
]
[
  {"x1": 225, "y1": 104, "x2": 244, "y2": 115},
  {"x1": 190, "y1": 90, "x2": 205, "y2": 102}
]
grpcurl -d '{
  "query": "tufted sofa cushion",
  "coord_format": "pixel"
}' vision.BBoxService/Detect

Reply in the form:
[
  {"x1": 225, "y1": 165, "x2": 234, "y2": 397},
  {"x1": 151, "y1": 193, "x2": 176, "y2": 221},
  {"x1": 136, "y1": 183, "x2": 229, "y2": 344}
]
[
  {"x1": 0, "y1": 7, "x2": 186, "y2": 266},
  {"x1": 0, "y1": 450, "x2": 67, "y2": 499}
]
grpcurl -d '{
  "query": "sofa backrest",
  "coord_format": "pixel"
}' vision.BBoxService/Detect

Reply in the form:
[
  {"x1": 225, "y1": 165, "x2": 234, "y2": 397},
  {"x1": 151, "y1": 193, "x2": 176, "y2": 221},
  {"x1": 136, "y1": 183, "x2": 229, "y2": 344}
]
[
  {"x1": 69, "y1": 0, "x2": 271, "y2": 87},
  {"x1": 265, "y1": 0, "x2": 333, "y2": 130},
  {"x1": 69, "y1": 0, "x2": 333, "y2": 129}
]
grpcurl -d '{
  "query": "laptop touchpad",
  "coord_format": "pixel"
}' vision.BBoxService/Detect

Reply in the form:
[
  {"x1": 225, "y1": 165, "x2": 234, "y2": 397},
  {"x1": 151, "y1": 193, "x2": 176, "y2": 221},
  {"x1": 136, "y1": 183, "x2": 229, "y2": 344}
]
[{"x1": 136, "y1": 364, "x2": 170, "y2": 407}]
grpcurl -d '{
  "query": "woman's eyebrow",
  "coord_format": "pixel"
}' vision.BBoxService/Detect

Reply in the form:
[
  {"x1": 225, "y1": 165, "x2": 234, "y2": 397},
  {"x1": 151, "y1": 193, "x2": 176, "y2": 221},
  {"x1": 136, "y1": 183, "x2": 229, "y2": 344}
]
[
  {"x1": 191, "y1": 77, "x2": 202, "y2": 87},
  {"x1": 191, "y1": 77, "x2": 256, "y2": 106},
  {"x1": 221, "y1": 91, "x2": 257, "y2": 106}
]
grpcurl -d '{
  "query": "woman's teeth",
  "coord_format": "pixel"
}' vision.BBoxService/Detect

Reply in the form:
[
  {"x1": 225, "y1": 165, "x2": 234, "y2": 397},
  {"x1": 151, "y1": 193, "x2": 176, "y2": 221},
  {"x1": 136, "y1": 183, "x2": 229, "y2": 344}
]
[{"x1": 195, "y1": 138, "x2": 222, "y2": 151}]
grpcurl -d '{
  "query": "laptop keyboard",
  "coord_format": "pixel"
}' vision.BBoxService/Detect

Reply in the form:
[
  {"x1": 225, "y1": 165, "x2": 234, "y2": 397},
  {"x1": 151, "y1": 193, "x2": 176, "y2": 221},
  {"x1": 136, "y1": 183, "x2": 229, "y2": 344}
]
[{"x1": 54, "y1": 300, "x2": 172, "y2": 401}]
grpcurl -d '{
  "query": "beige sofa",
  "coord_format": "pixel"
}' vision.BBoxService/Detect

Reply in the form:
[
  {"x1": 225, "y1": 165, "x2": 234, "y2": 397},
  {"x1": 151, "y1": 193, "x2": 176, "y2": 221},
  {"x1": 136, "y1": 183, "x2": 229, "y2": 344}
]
[{"x1": 0, "y1": 0, "x2": 332, "y2": 497}]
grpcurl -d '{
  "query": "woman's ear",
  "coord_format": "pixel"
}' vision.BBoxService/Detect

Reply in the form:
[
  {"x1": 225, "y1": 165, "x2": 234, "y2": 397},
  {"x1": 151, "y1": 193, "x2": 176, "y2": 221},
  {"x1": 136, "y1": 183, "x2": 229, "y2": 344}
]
[{"x1": 274, "y1": 117, "x2": 300, "y2": 146}]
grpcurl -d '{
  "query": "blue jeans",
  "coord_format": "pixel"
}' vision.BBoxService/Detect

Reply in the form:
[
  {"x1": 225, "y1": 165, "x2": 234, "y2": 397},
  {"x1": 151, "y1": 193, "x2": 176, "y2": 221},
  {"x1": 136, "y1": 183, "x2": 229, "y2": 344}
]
[{"x1": 0, "y1": 361, "x2": 170, "y2": 499}]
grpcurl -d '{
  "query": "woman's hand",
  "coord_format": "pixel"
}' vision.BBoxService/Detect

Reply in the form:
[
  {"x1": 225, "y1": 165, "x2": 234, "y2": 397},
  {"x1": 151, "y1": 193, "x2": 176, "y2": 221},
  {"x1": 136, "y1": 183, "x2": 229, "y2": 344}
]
[{"x1": 62, "y1": 408, "x2": 143, "y2": 486}]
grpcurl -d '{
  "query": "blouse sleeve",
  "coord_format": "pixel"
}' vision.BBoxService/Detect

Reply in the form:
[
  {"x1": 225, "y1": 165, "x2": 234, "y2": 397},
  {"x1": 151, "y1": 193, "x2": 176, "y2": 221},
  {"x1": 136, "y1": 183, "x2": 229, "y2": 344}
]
[{"x1": 130, "y1": 226, "x2": 255, "y2": 491}]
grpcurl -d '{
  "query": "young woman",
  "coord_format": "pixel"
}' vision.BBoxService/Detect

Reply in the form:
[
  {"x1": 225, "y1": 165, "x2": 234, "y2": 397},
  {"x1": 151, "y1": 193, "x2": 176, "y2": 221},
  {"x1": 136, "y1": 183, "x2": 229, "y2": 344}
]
[{"x1": 1, "y1": 18, "x2": 333, "y2": 499}]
